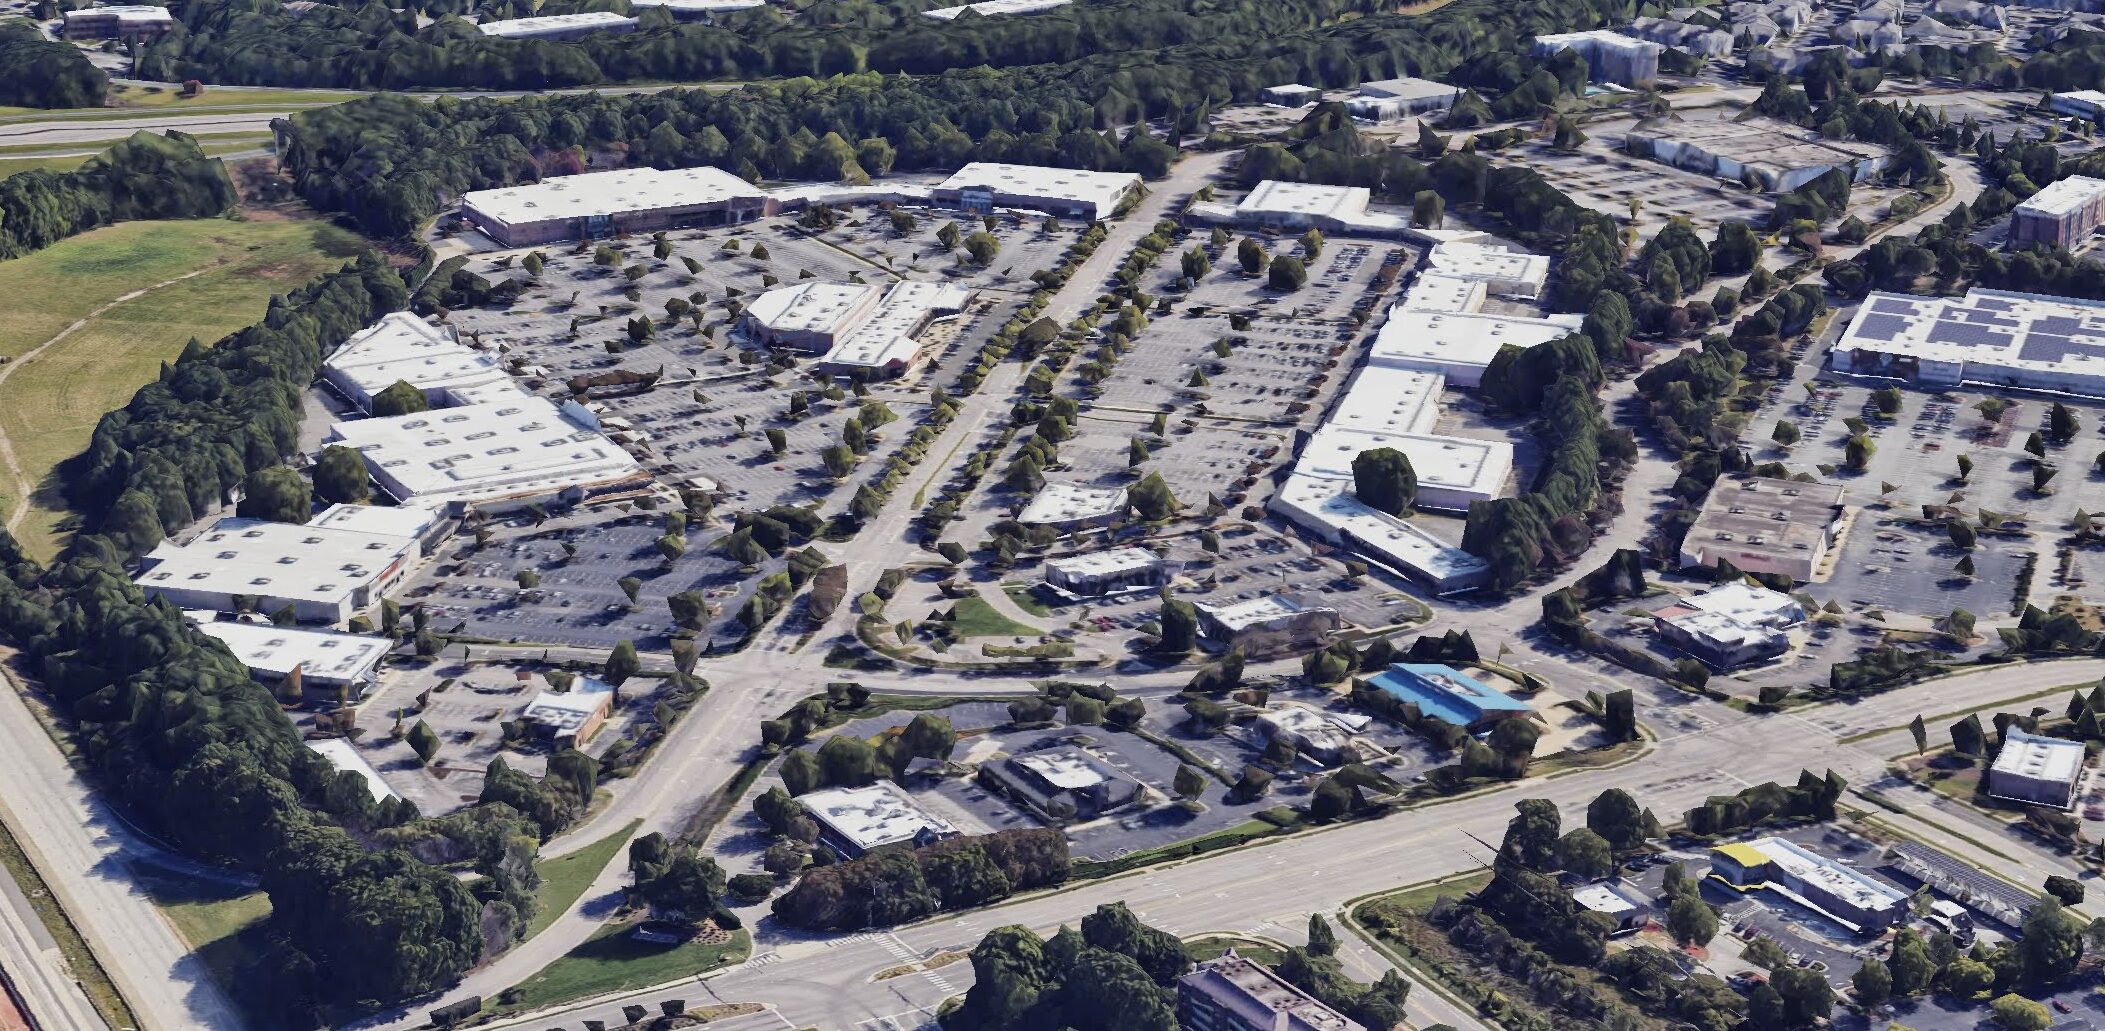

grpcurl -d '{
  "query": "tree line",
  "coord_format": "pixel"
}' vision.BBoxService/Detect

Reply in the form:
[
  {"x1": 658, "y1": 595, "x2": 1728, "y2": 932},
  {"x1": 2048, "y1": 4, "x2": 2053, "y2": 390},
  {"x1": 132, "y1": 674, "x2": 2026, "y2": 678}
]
[
  {"x1": 0, "y1": 130, "x2": 234, "y2": 261},
  {"x1": 0, "y1": 18, "x2": 107, "y2": 109},
  {"x1": 144, "y1": 0, "x2": 1629, "y2": 95}
]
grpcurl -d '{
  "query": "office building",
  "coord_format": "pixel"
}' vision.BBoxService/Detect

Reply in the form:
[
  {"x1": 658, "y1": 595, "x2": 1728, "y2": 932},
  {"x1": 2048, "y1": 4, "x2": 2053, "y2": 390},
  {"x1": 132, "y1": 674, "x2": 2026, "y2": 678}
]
[
  {"x1": 459, "y1": 166, "x2": 774, "y2": 248},
  {"x1": 1572, "y1": 879, "x2": 1654, "y2": 934},
  {"x1": 1624, "y1": 16, "x2": 1735, "y2": 56},
  {"x1": 323, "y1": 312, "x2": 510, "y2": 413},
  {"x1": 929, "y1": 163, "x2": 1142, "y2": 221},
  {"x1": 327, "y1": 396, "x2": 649, "y2": 512},
  {"x1": 1270, "y1": 474, "x2": 1491, "y2": 593},
  {"x1": 742, "y1": 280, "x2": 974, "y2": 379},
  {"x1": 1178, "y1": 951, "x2": 1367, "y2": 1031},
  {"x1": 1624, "y1": 114, "x2": 1888, "y2": 193},
  {"x1": 1709, "y1": 837, "x2": 1908, "y2": 933},
  {"x1": 1346, "y1": 77, "x2": 1463, "y2": 121},
  {"x1": 1987, "y1": 729, "x2": 2086, "y2": 809},
  {"x1": 980, "y1": 746, "x2": 1143, "y2": 823},
  {"x1": 137, "y1": 517, "x2": 417, "y2": 625},
  {"x1": 626, "y1": 0, "x2": 765, "y2": 19},
  {"x1": 1678, "y1": 476, "x2": 1846, "y2": 582},
  {"x1": 1255, "y1": 705, "x2": 1365, "y2": 766},
  {"x1": 522, "y1": 679, "x2": 617, "y2": 748},
  {"x1": 1017, "y1": 482, "x2": 1127, "y2": 530},
  {"x1": 2011, "y1": 175, "x2": 2105, "y2": 247},
  {"x1": 2052, "y1": 89, "x2": 2105, "y2": 122},
  {"x1": 1261, "y1": 84, "x2": 1324, "y2": 108},
  {"x1": 801, "y1": 781, "x2": 958, "y2": 857},
  {"x1": 1532, "y1": 30, "x2": 1665, "y2": 85},
  {"x1": 307, "y1": 739, "x2": 400, "y2": 803},
  {"x1": 476, "y1": 11, "x2": 637, "y2": 38},
  {"x1": 1651, "y1": 581, "x2": 1804, "y2": 668},
  {"x1": 1833, "y1": 288, "x2": 2105, "y2": 398},
  {"x1": 921, "y1": 0, "x2": 1073, "y2": 18},
  {"x1": 61, "y1": 4, "x2": 174, "y2": 40},
  {"x1": 1194, "y1": 593, "x2": 1342, "y2": 656},
  {"x1": 1365, "y1": 662, "x2": 1533, "y2": 731},
  {"x1": 1042, "y1": 547, "x2": 1173, "y2": 599},
  {"x1": 197, "y1": 620, "x2": 390, "y2": 705}
]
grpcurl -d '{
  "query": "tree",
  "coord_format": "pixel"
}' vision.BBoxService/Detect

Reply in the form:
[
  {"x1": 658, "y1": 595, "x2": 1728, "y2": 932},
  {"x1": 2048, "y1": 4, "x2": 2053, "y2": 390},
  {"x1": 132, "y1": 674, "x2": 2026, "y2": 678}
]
[
  {"x1": 1909, "y1": 714, "x2": 1928, "y2": 754},
  {"x1": 618, "y1": 576, "x2": 643, "y2": 605},
  {"x1": 1845, "y1": 433, "x2": 1875, "y2": 471},
  {"x1": 1556, "y1": 828, "x2": 1614, "y2": 879},
  {"x1": 1412, "y1": 190, "x2": 1444, "y2": 229},
  {"x1": 936, "y1": 221, "x2": 961, "y2": 251},
  {"x1": 1306, "y1": 914, "x2": 1336, "y2": 957},
  {"x1": 2026, "y1": 430, "x2": 2048, "y2": 459},
  {"x1": 237, "y1": 466, "x2": 312, "y2": 523},
  {"x1": 1157, "y1": 598, "x2": 1199, "y2": 654},
  {"x1": 1585, "y1": 788, "x2": 1650, "y2": 852},
  {"x1": 407, "y1": 719, "x2": 440, "y2": 764},
  {"x1": 1237, "y1": 237, "x2": 1267, "y2": 274},
  {"x1": 1771, "y1": 419, "x2": 1800, "y2": 448},
  {"x1": 371, "y1": 379, "x2": 429, "y2": 417},
  {"x1": 1267, "y1": 255, "x2": 1308, "y2": 291},
  {"x1": 1298, "y1": 228, "x2": 1323, "y2": 260},
  {"x1": 1957, "y1": 454, "x2": 1973, "y2": 481},
  {"x1": 312, "y1": 444, "x2": 371, "y2": 504},
  {"x1": 1948, "y1": 518, "x2": 1977, "y2": 549},
  {"x1": 1888, "y1": 927, "x2": 1935, "y2": 995},
  {"x1": 1127, "y1": 472, "x2": 1180, "y2": 521},
  {"x1": 2050, "y1": 402, "x2": 2081, "y2": 442},
  {"x1": 1666, "y1": 894, "x2": 1717, "y2": 948},
  {"x1": 2019, "y1": 897, "x2": 2083, "y2": 984},
  {"x1": 1872, "y1": 386, "x2": 1902, "y2": 414},
  {"x1": 1497, "y1": 799, "x2": 1560, "y2": 873},
  {"x1": 1771, "y1": 965, "x2": 1833, "y2": 1026},
  {"x1": 1128, "y1": 437, "x2": 1150, "y2": 468},
  {"x1": 963, "y1": 231, "x2": 1000, "y2": 265},
  {"x1": 2044, "y1": 874, "x2": 2085, "y2": 907},
  {"x1": 1852, "y1": 958, "x2": 1892, "y2": 1008},
  {"x1": 605, "y1": 640, "x2": 642, "y2": 686},
  {"x1": 1992, "y1": 993, "x2": 2053, "y2": 1031},
  {"x1": 1351, "y1": 447, "x2": 1417, "y2": 516}
]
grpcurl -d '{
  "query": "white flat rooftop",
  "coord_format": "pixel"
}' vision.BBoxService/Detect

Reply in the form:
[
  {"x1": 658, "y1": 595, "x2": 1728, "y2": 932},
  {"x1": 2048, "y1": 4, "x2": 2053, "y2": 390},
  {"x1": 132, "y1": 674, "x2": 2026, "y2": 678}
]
[
  {"x1": 461, "y1": 166, "x2": 765, "y2": 229},
  {"x1": 524, "y1": 681, "x2": 616, "y2": 731},
  {"x1": 1272, "y1": 472, "x2": 1491, "y2": 583},
  {"x1": 67, "y1": 4, "x2": 173, "y2": 21},
  {"x1": 934, "y1": 162, "x2": 1139, "y2": 213},
  {"x1": 1045, "y1": 546, "x2": 1162, "y2": 577},
  {"x1": 325, "y1": 312, "x2": 508, "y2": 401},
  {"x1": 328, "y1": 396, "x2": 642, "y2": 506},
  {"x1": 1993, "y1": 729, "x2": 2085, "y2": 785},
  {"x1": 1371, "y1": 309, "x2": 1574, "y2": 374},
  {"x1": 1744, "y1": 836, "x2": 1909, "y2": 913},
  {"x1": 1837, "y1": 288, "x2": 2105, "y2": 384},
  {"x1": 746, "y1": 283, "x2": 880, "y2": 339},
  {"x1": 478, "y1": 11, "x2": 636, "y2": 34},
  {"x1": 138, "y1": 517, "x2": 414, "y2": 610},
  {"x1": 1356, "y1": 76, "x2": 1462, "y2": 101},
  {"x1": 1398, "y1": 273, "x2": 1488, "y2": 314},
  {"x1": 1238, "y1": 180, "x2": 1372, "y2": 221},
  {"x1": 2017, "y1": 175, "x2": 2105, "y2": 219},
  {"x1": 1199, "y1": 592, "x2": 1336, "y2": 633},
  {"x1": 307, "y1": 739, "x2": 398, "y2": 802},
  {"x1": 306, "y1": 503, "x2": 443, "y2": 541},
  {"x1": 1018, "y1": 482, "x2": 1126, "y2": 524},
  {"x1": 1327, "y1": 366, "x2": 1445, "y2": 436},
  {"x1": 198, "y1": 620, "x2": 390, "y2": 683},
  {"x1": 824, "y1": 281, "x2": 975, "y2": 370},
  {"x1": 2056, "y1": 89, "x2": 2105, "y2": 108},
  {"x1": 1300, "y1": 424, "x2": 1513, "y2": 497},
  {"x1": 1012, "y1": 750, "x2": 1106, "y2": 790},
  {"x1": 1424, "y1": 242, "x2": 1552, "y2": 293},
  {"x1": 1680, "y1": 581, "x2": 1802, "y2": 627},
  {"x1": 801, "y1": 781, "x2": 956, "y2": 852},
  {"x1": 921, "y1": 0, "x2": 1073, "y2": 17},
  {"x1": 628, "y1": 0, "x2": 766, "y2": 9}
]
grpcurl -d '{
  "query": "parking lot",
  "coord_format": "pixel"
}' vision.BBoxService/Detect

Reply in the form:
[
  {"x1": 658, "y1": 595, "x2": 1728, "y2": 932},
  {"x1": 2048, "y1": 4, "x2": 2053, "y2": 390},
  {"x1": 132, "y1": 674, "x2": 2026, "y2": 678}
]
[
  {"x1": 1152, "y1": 240, "x2": 1412, "y2": 327},
  {"x1": 1807, "y1": 520, "x2": 2029, "y2": 621}
]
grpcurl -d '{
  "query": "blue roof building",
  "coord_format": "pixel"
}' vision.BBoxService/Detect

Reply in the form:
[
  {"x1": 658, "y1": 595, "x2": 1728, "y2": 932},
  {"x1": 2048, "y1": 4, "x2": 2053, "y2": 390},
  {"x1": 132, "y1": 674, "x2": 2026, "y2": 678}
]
[{"x1": 1366, "y1": 663, "x2": 1534, "y2": 730}]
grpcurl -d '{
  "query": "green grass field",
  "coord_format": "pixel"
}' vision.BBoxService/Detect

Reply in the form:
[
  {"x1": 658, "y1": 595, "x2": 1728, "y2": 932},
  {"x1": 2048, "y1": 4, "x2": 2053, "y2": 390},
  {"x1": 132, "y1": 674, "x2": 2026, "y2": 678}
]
[
  {"x1": 488, "y1": 923, "x2": 751, "y2": 1020},
  {"x1": 949, "y1": 594, "x2": 1042, "y2": 638},
  {"x1": 136, "y1": 869, "x2": 274, "y2": 1028},
  {"x1": 0, "y1": 217, "x2": 367, "y2": 557},
  {"x1": 0, "y1": 134, "x2": 273, "y2": 179},
  {"x1": 529, "y1": 820, "x2": 639, "y2": 937},
  {"x1": 0, "y1": 84, "x2": 362, "y2": 121}
]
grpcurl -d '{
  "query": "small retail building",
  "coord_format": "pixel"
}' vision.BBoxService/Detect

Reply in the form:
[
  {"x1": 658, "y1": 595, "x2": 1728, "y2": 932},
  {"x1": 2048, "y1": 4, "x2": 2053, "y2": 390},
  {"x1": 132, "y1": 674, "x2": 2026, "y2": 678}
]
[
  {"x1": 136, "y1": 517, "x2": 418, "y2": 625},
  {"x1": 1017, "y1": 482, "x2": 1127, "y2": 530},
  {"x1": 743, "y1": 280, "x2": 974, "y2": 379},
  {"x1": 197, "y1": 620, "x2": 390, "y2": 706},
  {"x1": 61, "y1": 4, "x2": 175, "y2": 39},
  {"x1": 1708, "y1": 837, "x2": 1908, "y2": 934},
  {"x1": 1650, "y1": 581, "x2": 1806, "y2": 669},
  {"x1": 1042, "y1": 547, "x2": 1173, "y2": 599},
  {"x1": 1678, "y1": 476, "x2": 1846, "y2": 582},
  {"x1": 929, "y1": 163, "x2": 1142, "y2": 221},
  {"x1": 2053, "y1": 89, "x2": 2105, "y2": 122},
  {"x1": 1346, "y1": 77, "x2": 1463, "y2": 121},
  {"x1": 1364, "y1": 663, "x2": 1533, "y2": 732},
  {"x1": 459, "y1": 166, "x2": 774, "y2": 248},
  {"x1": 1986, "y1": 729, "x2": 2086, "y2": 809},
  {"x1": 1177, "y1": 950, "x2": 1367, "y2": 1031},
  {"x1": 1194, "y1": 593, "x2": 1342, "y2": 656},
  {"x1": 322, "y1": 312, "x2": 511, "y2": 414},
  {"x1": 980, "y1": 746, "x2": 1143, "y2": 823},
  {"x1": 477, "y1": 11, "x2": 637, "y2": 38},
  {"x1": 920, "y1": 0, "x2": 1074, "y2": 18},
  {"x1": 801, "y1": 781, "x2": 959, "y2": 857},
  {"x1": 1261, "y1": 83, "x2": 1324, "y2": 108},
  {"x1": 307, "y1": 739, "x2": 400, "y2": 803},
  {"x1": 1572, "y1": 879, "x2": 1654, "y2": 935},
  {"x1": 1255, "y1": 705, "x2": 1365, "y2": 766},
  {"x1": 522, "y1": 679, "x2": 618, "y2": 748},
  {"x1": 2011, "y1": 175, "x2": 2105, "y2": 249},
  {"x1": 626, "y1": 0, "x2": 765, "y2": 19}
]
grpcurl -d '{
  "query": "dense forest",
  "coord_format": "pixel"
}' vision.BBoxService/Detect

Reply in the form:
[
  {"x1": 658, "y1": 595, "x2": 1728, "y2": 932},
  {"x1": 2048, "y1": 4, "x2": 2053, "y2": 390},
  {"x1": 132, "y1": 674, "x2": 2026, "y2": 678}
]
[
  {"x1": 0, "y1": 131, "x2": 235, "y2": 260},
  {"x1": 0, "y1": 19, "x2": 108, "y2": 109},
  {"x1": 144, "y1": 0, "x2": 1629, "y2": 91}
]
